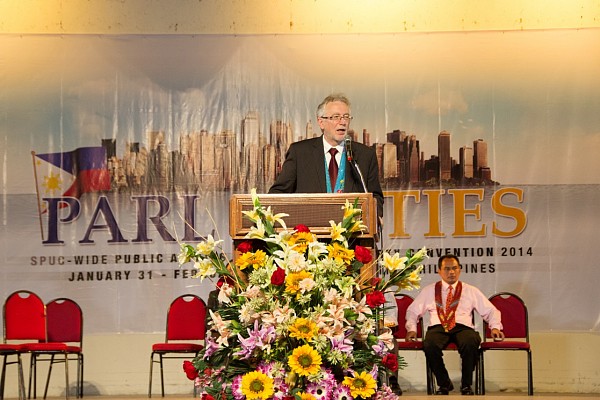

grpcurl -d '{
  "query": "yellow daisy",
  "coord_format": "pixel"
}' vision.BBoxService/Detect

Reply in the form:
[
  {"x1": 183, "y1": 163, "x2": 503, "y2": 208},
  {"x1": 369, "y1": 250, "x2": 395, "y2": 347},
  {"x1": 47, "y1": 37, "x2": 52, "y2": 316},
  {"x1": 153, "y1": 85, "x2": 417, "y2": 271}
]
[
  {"x1": 326, "y1": 242, "x2": 355, "y2": 265},
  {"x1": 285, "y1": 270, "x2": 313, "y2": 295},
  {"x1": 235, "y1": 249, "x2": 268, "y2": 270},
  {"x1": 288, "y1": 344, "x2": 322, "y2": 376},
  {"x1": 241, "y1": 371, "x2": 275, "y2": 400},
  {"x1": 342, "y1": 371, "x2": 377, "y2": 399},
  {"x1": 289, "y1": 317, "x2": 318, "y2": 341}
]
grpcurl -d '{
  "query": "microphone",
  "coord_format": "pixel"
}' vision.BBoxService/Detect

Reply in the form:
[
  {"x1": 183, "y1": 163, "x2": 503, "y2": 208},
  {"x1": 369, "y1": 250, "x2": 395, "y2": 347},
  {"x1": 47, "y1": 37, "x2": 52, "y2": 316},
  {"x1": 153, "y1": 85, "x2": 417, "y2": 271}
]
[
  {"x1": 345, "y1": 134, "x2": 353, "y2": 162},
  {"x1": 345, "y1": 135, "x2": 368, "y2": 193}
]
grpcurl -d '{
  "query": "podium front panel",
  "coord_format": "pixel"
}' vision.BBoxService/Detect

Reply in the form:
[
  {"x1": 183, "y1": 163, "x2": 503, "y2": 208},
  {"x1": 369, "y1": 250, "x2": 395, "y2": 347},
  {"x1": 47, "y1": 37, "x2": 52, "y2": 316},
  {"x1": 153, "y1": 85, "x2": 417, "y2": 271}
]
[{"x1": 229, "y1": 193, "x2": 377, "y2": 240}]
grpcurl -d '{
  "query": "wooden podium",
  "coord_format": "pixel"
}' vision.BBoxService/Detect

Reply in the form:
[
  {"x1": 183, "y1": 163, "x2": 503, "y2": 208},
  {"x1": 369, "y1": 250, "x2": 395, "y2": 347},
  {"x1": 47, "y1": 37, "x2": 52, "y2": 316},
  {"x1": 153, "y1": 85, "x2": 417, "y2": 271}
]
[
  {"x1": 229, "y1": 193, "x2": 379, "y2": 281},
  {"x1": 229, "y1": 192, "x2": 377, "y2": 240}
]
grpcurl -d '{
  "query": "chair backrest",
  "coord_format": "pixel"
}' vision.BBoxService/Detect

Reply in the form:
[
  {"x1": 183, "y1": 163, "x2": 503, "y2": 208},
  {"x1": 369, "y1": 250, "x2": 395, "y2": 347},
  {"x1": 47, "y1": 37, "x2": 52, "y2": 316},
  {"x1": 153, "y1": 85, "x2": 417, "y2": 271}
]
[
  {"x1": 485, "y1": 292, "x2": 529, "y2": 341},
  {"x1": 165, "y1": 294, "x2": 206, "y2": 341},
  {"x1": 394, "y1": 294, "x2": 423, "y2": 339},
  {"x1": 3, "y1": 290, "x2": 46, "y2": 342},
  {"x1": 46, "y1": 298, "x2": 83, "y2": 344}
]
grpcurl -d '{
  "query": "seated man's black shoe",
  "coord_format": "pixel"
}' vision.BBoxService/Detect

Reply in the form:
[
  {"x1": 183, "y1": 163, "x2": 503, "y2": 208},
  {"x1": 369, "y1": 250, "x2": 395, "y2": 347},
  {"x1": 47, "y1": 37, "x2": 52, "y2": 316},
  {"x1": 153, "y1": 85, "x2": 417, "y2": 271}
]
[
  {"x1": 388, "y1": 376, "x2": 402, "y2": 396},
  {"x1": 460, "y1": 385, "x2": 474, "y2": 395},
  {"x1": 435, "y1": 382, "x2": 454, "y2": 395}
]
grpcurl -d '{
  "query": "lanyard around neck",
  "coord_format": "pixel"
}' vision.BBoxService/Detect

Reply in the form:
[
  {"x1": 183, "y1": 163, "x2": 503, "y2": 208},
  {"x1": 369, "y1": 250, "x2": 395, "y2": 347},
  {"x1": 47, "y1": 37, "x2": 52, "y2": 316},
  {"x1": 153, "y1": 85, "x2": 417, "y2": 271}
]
[{"x1": 325, "y1": 148, "x2": 346, "y2": 193}]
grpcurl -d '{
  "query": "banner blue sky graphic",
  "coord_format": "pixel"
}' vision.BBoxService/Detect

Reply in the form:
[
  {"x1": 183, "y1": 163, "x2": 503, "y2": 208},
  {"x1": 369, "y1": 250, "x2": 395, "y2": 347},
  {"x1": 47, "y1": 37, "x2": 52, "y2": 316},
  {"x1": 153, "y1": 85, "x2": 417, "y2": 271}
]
[{"x1": 1, "y1": 30, "x2": 599, "y2": 195}]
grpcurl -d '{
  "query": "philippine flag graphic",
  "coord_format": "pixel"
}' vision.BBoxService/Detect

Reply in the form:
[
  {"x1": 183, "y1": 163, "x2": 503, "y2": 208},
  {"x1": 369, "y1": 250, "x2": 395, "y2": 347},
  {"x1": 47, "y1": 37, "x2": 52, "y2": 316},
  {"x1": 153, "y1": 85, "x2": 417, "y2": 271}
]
[{"x1": 33, "y1": 146, "x2": 111, "y2": 212}]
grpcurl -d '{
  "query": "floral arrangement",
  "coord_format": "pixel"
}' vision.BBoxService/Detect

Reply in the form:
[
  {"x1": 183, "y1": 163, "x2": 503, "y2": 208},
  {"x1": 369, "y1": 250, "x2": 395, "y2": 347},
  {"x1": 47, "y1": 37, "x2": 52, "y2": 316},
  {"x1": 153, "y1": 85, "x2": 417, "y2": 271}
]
[{"x1": 178, "y1": 189, "x2": 428, "y2": 400}]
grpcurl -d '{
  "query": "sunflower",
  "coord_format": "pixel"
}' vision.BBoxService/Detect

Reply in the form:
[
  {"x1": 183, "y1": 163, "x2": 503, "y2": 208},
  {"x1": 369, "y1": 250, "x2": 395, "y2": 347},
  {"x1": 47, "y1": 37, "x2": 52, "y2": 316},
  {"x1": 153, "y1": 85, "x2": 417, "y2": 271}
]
[
  {"x1": 235, "y1": 249, "x2": 268, "y2": 270},
  {"x1": 342, "y1": 371, "x2": 377, "y2": 399},
  {"x1": 289, "y1": 317, "x2": 318, "y2": 341},
  {"x1": 287, "y1": 231, "x2": 315, "y2": 253},
  {"x1": 288, "y1": 344, "x2": 322, "y2": 376},
  {"x1": 241, "y1": 371, "x2": 275, "y2": 400},
  {"x1": 326, "y1": 242, "x2": 355, "y2": 265},
  {"x1": 298, "y1": 392, "x2": 317, "y2": 400},
  {"x1": 285, "y1": 270, "x2": 313, "y2": 295}
]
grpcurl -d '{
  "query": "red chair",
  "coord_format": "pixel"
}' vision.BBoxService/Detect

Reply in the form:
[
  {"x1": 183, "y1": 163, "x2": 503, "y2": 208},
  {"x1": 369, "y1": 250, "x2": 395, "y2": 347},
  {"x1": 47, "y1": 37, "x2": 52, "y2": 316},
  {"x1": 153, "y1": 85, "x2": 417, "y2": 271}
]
[
  {"x1": 393, "y1": 294, "x2": 431, "y2": 393},
  {"x1": 0, "y1": 344, "x2": 26, "y2": 400},
  {"x1": 3, "y1": 290, "x2": 73, "y2": 399},
  {"x1": 38, "y1": 298, "x2": 84, "y2": 399},
  {"x1": 148, "y1": 294, "x2": 207, "y2": 397},
  {"x1": 479, "y1": 292, "x2": 533, "y2": 395}
]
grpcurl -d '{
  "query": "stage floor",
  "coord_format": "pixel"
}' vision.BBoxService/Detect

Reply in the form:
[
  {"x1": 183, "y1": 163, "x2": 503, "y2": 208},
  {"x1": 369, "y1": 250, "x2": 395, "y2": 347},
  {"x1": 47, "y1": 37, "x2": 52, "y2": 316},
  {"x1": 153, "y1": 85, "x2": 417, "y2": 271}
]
[{"x1": 25, "y1": 394, "x2": 598, "y2": 400}]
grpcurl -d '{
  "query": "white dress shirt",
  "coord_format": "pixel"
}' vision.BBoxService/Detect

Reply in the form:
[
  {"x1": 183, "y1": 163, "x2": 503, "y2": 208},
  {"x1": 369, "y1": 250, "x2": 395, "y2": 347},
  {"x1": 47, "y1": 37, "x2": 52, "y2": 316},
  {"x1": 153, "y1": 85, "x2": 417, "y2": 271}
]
[
  {"x1": 322, "y1": 136, "x2": 344, "y2": 166},
  {"x1": 405, "y1": 280, "x2": 503, "y2": 333}
]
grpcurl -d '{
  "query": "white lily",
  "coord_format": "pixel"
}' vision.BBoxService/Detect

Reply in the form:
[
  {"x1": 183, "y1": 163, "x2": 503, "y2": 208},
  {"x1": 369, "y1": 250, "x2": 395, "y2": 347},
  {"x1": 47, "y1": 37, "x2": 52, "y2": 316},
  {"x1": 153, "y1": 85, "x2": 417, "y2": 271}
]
[
  {"x1": 245, "y1": 219, "x2": 266, "y2": 239},
  {"x1": 195, "y1": 234, "x2": 223, "y2": 256},
  {"x1": 381, "y1": 252, "x2": 408, "y2": 273},
  {"x1": 329, "y1": 220, "x2": 347, "y2": 243}
]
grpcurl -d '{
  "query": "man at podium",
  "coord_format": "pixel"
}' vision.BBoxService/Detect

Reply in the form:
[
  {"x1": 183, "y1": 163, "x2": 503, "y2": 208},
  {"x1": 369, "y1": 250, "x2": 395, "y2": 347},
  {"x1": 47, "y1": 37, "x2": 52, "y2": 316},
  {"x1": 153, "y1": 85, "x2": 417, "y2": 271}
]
[{"x1": 269, "y1": 93, "x2": 384, "y2": 218}]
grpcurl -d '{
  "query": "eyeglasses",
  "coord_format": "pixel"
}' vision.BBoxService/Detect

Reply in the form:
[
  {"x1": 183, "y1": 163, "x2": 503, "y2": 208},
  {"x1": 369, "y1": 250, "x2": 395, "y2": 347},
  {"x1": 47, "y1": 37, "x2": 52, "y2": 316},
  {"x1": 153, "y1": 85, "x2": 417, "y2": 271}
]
[
  {"x1": 442, "y1": 266, "x2": 459, "y2": 272},
  {"x1": 320, "y1": 114, "x2": 353, "y2": 122}
]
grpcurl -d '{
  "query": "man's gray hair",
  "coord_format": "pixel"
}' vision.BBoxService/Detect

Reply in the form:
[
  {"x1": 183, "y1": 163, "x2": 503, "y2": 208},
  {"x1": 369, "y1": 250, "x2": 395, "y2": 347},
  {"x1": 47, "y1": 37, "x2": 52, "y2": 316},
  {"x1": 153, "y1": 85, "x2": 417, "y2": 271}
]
[{"x1": 316, "y1": 93, "x2": 351, "y2": 118}]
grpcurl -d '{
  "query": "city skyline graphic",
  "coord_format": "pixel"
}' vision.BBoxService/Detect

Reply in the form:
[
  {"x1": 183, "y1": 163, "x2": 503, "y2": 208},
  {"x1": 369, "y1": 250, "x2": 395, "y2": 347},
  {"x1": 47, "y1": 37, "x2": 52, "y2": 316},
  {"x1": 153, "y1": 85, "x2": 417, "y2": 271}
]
[{"x1": 41, "y1": 110, "x2": 495, "y2": 197}]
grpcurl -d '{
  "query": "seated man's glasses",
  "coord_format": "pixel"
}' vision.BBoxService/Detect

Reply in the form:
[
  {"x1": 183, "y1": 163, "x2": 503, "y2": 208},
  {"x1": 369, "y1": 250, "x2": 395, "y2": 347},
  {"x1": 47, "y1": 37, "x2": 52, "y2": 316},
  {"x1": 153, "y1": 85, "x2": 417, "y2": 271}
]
[
  {"x1": 320, "y1": 114, "x2": 353, "y2": 122},
  {"x1": 442, "y1": 266, "x2": 460, "y2": 272}
]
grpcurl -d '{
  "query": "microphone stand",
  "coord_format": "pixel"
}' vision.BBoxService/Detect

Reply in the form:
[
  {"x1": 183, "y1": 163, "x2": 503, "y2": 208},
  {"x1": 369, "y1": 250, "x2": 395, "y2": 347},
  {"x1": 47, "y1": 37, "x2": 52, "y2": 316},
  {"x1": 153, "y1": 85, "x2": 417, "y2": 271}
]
[
  {"x1": 345, "y1": 136, "x2": 368, "y2": 194},
  {"x1": 347, "y1": 137, "x2": 389, "y2": 388},
  {"x1": 345, "y1": 134, "x2": 385, "y2": 277},
  {"x1": 345, "y1": 136, "x2": 381, "y2": 251}
]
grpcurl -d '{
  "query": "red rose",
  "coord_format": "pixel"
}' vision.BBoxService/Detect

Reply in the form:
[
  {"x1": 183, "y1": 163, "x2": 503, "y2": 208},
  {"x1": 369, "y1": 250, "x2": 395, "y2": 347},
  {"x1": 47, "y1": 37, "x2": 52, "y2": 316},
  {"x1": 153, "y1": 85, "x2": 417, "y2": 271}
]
[
  {"x1": 202, "y1": 394, "x2": 215, "y2": 400},
  {"x1": 365, "y1": 290, "x2": 386, "y2": 308},
  {"x1": 382, "y1": 353, "x2": 398, "y2": 372},
  {"x1": 237, "y1": 240, "x2": 253, "y2": 253},
  {"x1": 217, "y1": 276, "x2": 234, "y2": 288},
  {"x1": 294, "y1": 224, "x2": 310, "y2": 233},
  {"x1": 354, "y1": 245, "x2": 373, "y2": 264},
  {"x1": 182, "y1": 360, "x2": 198, "y2": 380},
  {"x1": 370, "y1": 277, "x2": 382, "y2": 287},
  {"x1": 271, "y1": 267, "x2": 286, "y2": 286}
]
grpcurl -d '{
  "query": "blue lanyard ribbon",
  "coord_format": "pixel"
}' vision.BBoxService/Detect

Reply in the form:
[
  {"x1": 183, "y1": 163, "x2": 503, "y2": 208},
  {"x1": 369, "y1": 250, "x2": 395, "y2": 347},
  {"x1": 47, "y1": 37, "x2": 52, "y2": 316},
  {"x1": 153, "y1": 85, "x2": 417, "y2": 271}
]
[{"x1": 325, "y1": 149, "x2": 347, "y2": 193}]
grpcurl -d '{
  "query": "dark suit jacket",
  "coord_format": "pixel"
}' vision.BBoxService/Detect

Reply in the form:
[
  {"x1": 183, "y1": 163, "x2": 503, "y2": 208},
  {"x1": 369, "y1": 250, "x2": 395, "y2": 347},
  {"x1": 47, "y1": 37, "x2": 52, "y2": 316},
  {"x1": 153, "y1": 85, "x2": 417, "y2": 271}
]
[{"x1": 269, "y1": 135, "x2": 384, "y2": 217}]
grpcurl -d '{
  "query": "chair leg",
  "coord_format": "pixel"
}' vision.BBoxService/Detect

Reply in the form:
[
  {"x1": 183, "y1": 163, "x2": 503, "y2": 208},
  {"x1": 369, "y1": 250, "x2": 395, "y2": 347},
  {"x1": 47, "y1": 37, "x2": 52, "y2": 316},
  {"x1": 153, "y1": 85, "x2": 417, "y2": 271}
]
[
  {"x1": 527, "y1": 351, "x2": 533, "y2": 396},
  {"x1": 3, "y1": 354, "x2": 26, "y2": 400},
  {"x1": 480, "y1": 351, "x2": 486, "y2": 395},
  {"x1": 159, "y1": 355, "x2": 165, "y2": 397},
  {"x1": 148, "y1": 353, "x2": 155, "y2": 398},
  {"x1": 474, "y1": 351, "x2": 481, "y2": 395},
  {"x1": 78, "y1": 354, "x2": 84, "y2": 398},
  {"x1": 64, "y1": 353, "x2": 70, "y2": 400},
  {"x1": 43, "y1": 354, "x2": 55, "y2": 399},
  {"x1": 29, "y1": 353, "x2": 38, "y2": 399},
  {"x1": 1, "y1": 355, "x2": 7, "y2": 400},
  {"x1": 18, "y1": 355, "x2": 27, "y2": 400},
  {"x1": 425, "y1": 360, "x2": 433, "y2": 395}
]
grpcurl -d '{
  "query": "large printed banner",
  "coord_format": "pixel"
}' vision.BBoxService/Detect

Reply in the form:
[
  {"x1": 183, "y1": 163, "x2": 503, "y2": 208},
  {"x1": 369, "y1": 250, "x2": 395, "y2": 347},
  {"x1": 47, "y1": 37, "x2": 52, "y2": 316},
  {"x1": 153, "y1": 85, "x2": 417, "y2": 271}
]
[{"x1": 1, "y1": 31, "x2": 599, "y2": 334}]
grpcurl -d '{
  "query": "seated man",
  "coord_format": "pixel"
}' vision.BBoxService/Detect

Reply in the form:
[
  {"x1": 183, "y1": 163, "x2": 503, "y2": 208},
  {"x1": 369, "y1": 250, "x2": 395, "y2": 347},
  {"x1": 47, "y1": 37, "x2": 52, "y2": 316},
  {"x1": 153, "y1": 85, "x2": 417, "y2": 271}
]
[{"x1": 405, "y1": 254, "x2": 505, "y2": 395}]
